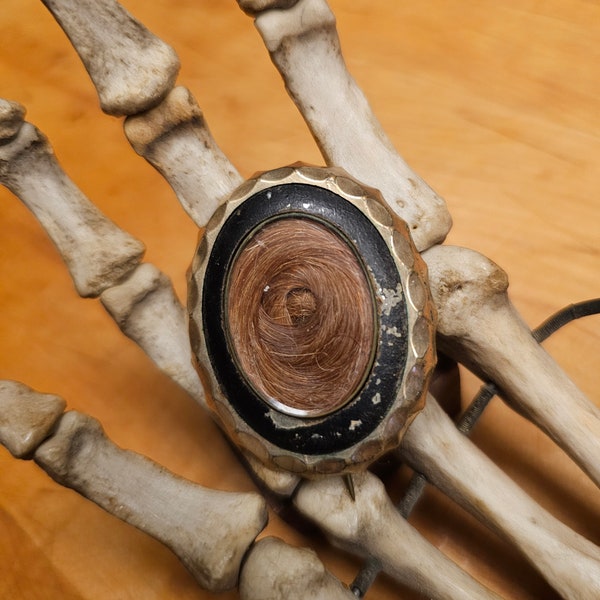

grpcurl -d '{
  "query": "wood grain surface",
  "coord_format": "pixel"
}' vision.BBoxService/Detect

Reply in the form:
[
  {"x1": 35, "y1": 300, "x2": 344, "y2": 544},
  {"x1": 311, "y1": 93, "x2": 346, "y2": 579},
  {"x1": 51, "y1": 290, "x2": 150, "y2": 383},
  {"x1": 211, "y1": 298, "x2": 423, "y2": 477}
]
[{"x1": 1, "y1": 1, "x2": 598, "y2": 598}]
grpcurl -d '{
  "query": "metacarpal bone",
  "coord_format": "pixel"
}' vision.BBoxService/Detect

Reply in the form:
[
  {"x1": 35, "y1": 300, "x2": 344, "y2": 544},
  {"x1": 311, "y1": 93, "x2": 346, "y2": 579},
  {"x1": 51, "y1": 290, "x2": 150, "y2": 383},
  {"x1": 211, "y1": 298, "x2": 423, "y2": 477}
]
[
  {"x1": 249, "y1": 0, "x2": 451, "y2": 251},
  {"x1": 400, "y1": 394, "x2": 600, "y2": 600},
  {"x1": 294, "y1": 471, "x2": 501, "y2": 600},
  {"x1": 239, "y1": 537, "x2": 355, "y2": 600},
  {"x1": 423, "y1": 244, "x2": 600, "y2": 488},
  {"x1": 0, "y1": 113, "x2": 144, "y2": 297},
  {"x1": 124, "y1": 86, "x2": 243, "y2": 228},
  {"x1": 0, "y1": 380, "x2": 65, "y2": 459},
  {"x1": 41, "y1": 0, "x2": 180, "y2": 116},
  {"x1": 100, "y1": 262, "x2": 205, "y2": 406},
  {"x1": 34, "y1": 411, "x2": 268, "y2": 592}
]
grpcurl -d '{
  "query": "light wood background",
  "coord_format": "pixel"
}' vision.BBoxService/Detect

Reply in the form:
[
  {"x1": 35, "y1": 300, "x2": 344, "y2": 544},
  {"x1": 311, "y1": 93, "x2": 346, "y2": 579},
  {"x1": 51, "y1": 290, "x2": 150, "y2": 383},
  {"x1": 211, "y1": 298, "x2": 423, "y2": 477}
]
[{"x1": 1, "y1": 1, "x2": 598, "y2": 598}]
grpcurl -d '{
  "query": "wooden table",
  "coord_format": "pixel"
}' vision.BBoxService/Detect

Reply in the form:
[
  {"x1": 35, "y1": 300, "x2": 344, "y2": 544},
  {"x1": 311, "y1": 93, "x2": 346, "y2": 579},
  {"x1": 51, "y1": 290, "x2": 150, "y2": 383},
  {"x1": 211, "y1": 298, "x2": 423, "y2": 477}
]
[{"x1": 1, "y1": 1, "x2": 598, "y2": 598}]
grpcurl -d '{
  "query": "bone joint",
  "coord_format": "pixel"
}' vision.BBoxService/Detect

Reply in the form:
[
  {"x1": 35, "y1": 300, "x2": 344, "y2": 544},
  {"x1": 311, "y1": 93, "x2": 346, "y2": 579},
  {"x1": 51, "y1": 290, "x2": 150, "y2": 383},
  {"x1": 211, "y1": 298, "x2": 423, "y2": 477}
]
[
  {"x1": 33, "y1": 410, "x2": 268, "y2": 591},
  {"x1": 423, "y1": 244, "x2": 600, "y2": 489},
  {"x1": 294, "y1": 471, "x2": 501, "y2": 599},
  {"x1": 0, "y1": 105, "x2": 144, "y2": 297},
  {"x1": 100, "y1": 262, "x2": 205, "y2": 406},
  {"x1": 0, "y1": 380, "x2": 269, "y2": 592},
  {"x1": 0, "y1": 103, "x2": 206, "y2": 406},
  {"x1": 0, "y1": 381, "x2": 65, "y2": 459},
  {"x1": 0, "y1": 99, "x2": 25, "y2": 142},
  {"x1": 41, "y1": 0, "x2": 180, "y2": 116},
  {"x1": 124, "y1": 86, "x2": 243, "y2": 228},
  {"x1": 239, "y1": 537, "x2": 355, "y2": 600}
]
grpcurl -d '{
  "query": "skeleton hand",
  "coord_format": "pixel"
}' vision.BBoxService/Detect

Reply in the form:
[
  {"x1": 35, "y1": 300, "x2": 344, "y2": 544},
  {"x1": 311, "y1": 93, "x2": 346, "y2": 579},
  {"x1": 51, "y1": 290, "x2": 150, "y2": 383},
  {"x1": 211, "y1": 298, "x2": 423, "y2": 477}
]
[{"x1": 1, "y1": 1, "x2": 598, "y2": 599}]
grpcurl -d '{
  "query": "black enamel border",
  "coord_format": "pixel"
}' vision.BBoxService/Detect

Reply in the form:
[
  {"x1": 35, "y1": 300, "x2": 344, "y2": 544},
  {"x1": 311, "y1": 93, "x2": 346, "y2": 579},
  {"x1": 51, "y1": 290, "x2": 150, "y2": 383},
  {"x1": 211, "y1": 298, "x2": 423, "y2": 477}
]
[{"x1": 202, "y1": 183, "x2": 408, "y2": 455}]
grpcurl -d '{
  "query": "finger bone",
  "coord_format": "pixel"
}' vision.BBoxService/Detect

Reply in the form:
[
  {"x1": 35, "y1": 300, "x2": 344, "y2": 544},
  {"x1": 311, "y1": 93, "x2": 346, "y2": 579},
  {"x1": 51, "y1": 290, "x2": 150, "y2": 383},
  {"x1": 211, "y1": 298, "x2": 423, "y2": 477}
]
[
  {"x1": 34, "y1": 410, "x2": 268, "y2": 592},
  {"x1": 250, "y1": 0, "x2": 452, "y2": 251},
  {"x1": 237, "y1": 0, "x2": 300, "y2": 17},
  {"x1": 0, "y1": 99, "x2": 26, "y2": 142},
  {"x1": 124, "y1": 86, "x2": 243, "y2": 228},
  {"x1": 239, "y1": 537, "x2": 355, "y2": 600},
  {"x1": 424, "y1": 244, "x2": 600, "y2": 488},
  {"x1": 41, "y1": 0, "x2": 179, "y2": 116},
  {"x1": 242, "y1": 452, "x2": 301, "y2": 499},
  {"x1": 0, "y1": 119, "x2": 144, "y2": 297},
  {"x1": 294, "y1": 471, "x2": 501, "y2": 599},
  {"x1": 0, "y1": 380, "x2": 65, "y2": 459},
  {"x1": 400, "y1": 394, "x2": 600, "y2": 600},
  {"x1": 100, "y1": 262, "x2": 205, "y2": 406}
]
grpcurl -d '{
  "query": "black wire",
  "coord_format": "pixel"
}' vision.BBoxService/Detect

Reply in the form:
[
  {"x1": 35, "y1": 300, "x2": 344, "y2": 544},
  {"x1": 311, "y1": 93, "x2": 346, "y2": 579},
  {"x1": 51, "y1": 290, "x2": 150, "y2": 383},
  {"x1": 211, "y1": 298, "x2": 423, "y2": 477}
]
[
  {"x1": 457, "y1": 382, "x2": 498, "y2": 435},
  {"x1": 533, "y1": 298, "x2": 600, "y2": 343},
  {"x1": 350, "y1": 297, "x2": 600, "y2": 598}
]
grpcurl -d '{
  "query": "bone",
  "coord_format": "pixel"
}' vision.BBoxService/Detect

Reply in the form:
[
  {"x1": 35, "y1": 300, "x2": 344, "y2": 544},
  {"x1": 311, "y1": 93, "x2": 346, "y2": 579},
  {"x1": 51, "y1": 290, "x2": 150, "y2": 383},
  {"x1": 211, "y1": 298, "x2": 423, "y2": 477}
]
[
  {"x1": 242, "y1": 453, "x2": 301, "y2": 498},
  {"x1": 0, "y1": 115, "x2": 144, "y2": 297},
  {"x1": 400, "y1": 394, "x2": 600, "y2": 599},
  {"x1": 0, "y1": 99, "x2": 26, "y2": 142},
  {"x1": 423, "y1": 244, "x2": 600, "y2": 488},
  {"x1": 124, "y1": 86, "x2": 243, "y2": 228},
  {"x1": 0, "y1": 381, "x2": 66, "y2": 459},
  {"x1": 294, "y1": 472, "x2": 501, "y2": 600},
  {"x1": 41, "y1": 0, "x2": 179, "y2": 116},
  {"x1": 33, "y1": 410, "x2": 268, "y2": 592},
  {"x1": 248, "y1": 0, "x2": 451, "y2": 252},
  {"x1": 239, "y1": 537, "x2": 355, "y2": 600},
  {"x1": 100, "y1": 262, "x2": 204, "y2": 405},
  {"x1": 237, "y1": 0, "x2": 301, "y2": 17}
]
